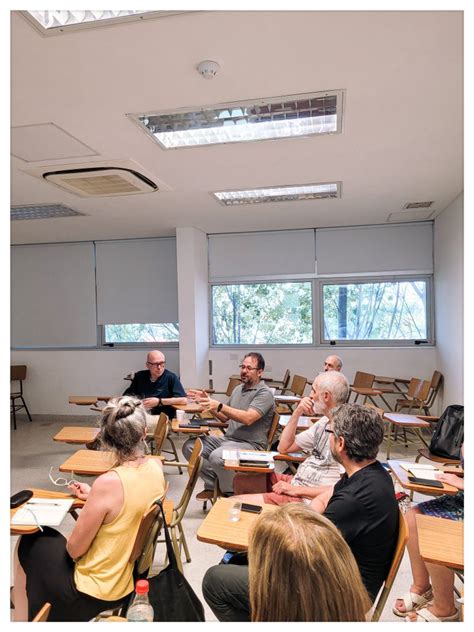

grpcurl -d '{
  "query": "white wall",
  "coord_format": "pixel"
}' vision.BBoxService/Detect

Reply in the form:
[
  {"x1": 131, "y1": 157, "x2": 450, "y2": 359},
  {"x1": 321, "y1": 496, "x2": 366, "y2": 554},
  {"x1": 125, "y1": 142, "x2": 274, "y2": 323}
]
[
  {"x1": 10, "y1": 348, "x2": 180, "y2": 416},
  {"x1": 434, "y1": 193, "x2": 464, "y2": 407}
]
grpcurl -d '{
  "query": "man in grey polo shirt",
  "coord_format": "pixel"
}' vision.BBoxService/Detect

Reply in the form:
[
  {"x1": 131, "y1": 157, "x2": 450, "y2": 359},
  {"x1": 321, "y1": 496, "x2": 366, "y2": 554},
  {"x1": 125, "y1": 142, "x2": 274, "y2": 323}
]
[{"x1": 183, "y1": 352, "x2": 275, "y2": 496}]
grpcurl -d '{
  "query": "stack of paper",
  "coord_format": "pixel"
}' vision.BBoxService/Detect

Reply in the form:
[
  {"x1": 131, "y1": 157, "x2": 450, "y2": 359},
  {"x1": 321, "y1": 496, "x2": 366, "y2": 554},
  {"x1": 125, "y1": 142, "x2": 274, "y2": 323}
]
[
  {"x1": 399, "y1": 462, "x2": 439, "y2": 481},
  {"x1": 11, "y1": 498, "x2": 74, "y2": 527}
]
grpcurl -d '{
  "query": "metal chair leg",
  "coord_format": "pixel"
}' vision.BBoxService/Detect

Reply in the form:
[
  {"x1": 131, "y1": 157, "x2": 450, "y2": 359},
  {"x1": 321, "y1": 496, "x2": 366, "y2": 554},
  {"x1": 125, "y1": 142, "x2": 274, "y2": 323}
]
[
  {"x1": 170, "y1": 525, "x2": 184, "y2": 573},
  {"x1": 178, "y1": 522, "x2": 191, "y2": 563},
  {"x1": 166, "y1": 436, "x2": 183, "y2": 475},
  {"x1": 21, "y1": 397, "x2": 32, "y2": 422},
  {"x1": 11, "y1": 401, "x2": 17, "y2": 430}
]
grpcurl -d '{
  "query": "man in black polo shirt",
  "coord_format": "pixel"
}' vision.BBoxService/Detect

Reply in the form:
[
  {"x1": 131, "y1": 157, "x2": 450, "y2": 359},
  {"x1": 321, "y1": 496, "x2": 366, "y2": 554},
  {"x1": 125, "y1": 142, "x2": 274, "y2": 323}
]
[
  {"x1": 202, "y1": 403, "x2": 399, "y2": 621},
  {"x1": 123, "y1": 349, "x2": 186, "y2": 420}
]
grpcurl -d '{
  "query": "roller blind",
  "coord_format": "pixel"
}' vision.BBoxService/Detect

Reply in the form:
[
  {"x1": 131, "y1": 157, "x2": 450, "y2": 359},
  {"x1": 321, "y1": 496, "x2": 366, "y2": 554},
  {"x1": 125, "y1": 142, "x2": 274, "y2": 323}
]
[
  {"x1": 315, "y1": 223, "x2": 433, "y2": 275},
  {"x1": 95, "y1": 238, "x2": 178, "y2": 325},
  {"x1": 11, "y1": 242, "x2": 97, "y2": 347},
  {"x1": 209, "y1": 230, "x2": 315, "y2": 280}
]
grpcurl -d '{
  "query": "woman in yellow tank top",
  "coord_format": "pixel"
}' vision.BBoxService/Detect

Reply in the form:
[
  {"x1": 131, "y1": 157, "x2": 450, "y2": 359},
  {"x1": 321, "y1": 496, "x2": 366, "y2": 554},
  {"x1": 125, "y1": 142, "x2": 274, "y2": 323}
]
[{"x1": 13, "y1": 396, "x2": 166, "y2": 622}]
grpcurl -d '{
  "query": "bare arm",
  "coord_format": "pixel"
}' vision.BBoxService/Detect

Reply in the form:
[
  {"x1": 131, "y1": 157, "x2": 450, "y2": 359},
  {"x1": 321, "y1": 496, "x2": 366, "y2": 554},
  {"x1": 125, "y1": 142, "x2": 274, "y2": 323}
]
[
  {"x1": 278, "y1": 398, "x2": 314, "y2": 453},
  {"x1": 309, "y1": 488, "x2": 334, "y2": 514},
  {"x1": 435, "y1": 472, "x2": 464, "y2": 490},
  {"x1": 142, "y1": 395, "x2": 187, "y2": 410},
  {"x1": 66, "y1": 472, "x2": 123, "y2": 560},
  {"x1": 198, "y1": 395, "x2": 263, "y2": 425},
  {"x1": 271, "y1": 480, "x2": 333, "y2": 499}
]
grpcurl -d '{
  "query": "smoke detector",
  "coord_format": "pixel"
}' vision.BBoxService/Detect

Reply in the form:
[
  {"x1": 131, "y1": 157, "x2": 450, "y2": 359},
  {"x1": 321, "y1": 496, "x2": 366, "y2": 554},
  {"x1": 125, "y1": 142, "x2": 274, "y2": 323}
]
[{"x1": 196, "y1": 60, "x2": 220, "y2": 80}]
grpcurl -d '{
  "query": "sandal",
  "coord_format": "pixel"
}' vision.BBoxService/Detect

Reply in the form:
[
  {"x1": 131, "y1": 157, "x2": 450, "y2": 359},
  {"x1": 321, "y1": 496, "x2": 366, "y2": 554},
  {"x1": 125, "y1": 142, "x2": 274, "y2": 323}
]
[
  {"x1": 393, "y1": 588, "x2": 433, "y2": 616},
  {"x1": 405, "y1": 606, "x2": 459, "y2": 622}
]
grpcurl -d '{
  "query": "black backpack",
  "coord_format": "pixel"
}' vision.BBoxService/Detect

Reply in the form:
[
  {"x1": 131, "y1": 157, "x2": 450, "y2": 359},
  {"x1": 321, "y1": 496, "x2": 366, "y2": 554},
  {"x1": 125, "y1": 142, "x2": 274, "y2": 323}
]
[{"x1": 429, "y1": 404, "x2": 464, "y2": 459}]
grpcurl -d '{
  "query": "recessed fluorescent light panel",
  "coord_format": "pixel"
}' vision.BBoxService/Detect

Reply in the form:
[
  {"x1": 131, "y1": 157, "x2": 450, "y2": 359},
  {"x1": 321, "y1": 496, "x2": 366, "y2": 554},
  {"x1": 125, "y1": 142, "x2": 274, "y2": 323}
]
[
  {"x1": 213, "y1": 182, "x2": 340, "y2": 206},
  {"x1": 26, "y1": 10, "x2": 154, "y2": 30},
  {"x1": 11, "y1": 204, "x2": 85, "y2": 221},
  {"x1": 131, "y1": 90, "x2": 343, "y2": 149}
]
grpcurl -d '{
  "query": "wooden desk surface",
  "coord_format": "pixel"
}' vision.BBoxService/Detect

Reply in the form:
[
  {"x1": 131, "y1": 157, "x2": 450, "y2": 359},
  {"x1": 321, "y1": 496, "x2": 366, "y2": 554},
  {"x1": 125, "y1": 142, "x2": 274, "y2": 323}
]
[
  {"x1": 59, "y1": 450, "x2": 164, "y2": 475},
  {"x1": 197, "y1": 498, "x2": 277, "y2": 551},
  {"x1": 11, "y1": 488, "x2": 85, "y2": 535},
  {"x1": 387, "y1": 460, "x2": 458, "y2": 496},
  {"x1": 173, "y1": 403, "x2": 204, "y2": 414},
  {"x1": 275, "y1": 395, "x2": 302, "y2": 403},
  {"x1": 54, "y1": 426, "x2": 100, "y2": 444},
  {"x1": 417, "y1": 514, "x2": 463, "y2": 570},
  {"x1": 384, "y1": 413, "x2": 431, "y2": 427},
  {"x1": 68, "y1": 395, "x2": 111, "y2": 406},
  {"x1": 351, "y1": 386, "x2": 384, "y2": 395}
]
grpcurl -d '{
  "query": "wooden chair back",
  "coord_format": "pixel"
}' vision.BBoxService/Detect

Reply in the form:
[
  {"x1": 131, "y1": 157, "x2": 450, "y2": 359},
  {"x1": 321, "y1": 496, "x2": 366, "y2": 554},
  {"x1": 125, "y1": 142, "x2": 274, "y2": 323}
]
[
  {"x1": 152, "y1": 413, "x2": 169, "y2": 455},
  {"x1": 226, "y1": 377, "x2": 241, "y2": 397},
  {"x1": 352, "y1": 371, "x2": 375, "y2": 389},
  {"x1": 402, "y1": 377, "x2": 420, "y2": 398},
  {"x1": 425, "y1": 371, "x2": 443, "y2": 408},
  {"x1": 371, "y1": 509, "x2": 408, "y2": 621},
  {"x1": 11, "y1": 365, "x2": 27, "y2": 382},
  {"x1": 289, "y1": 374, "x2": 308, "y2": 397},
  {"x1": 265, "y1": 411, "x2": 281, "y2": 450},
  {"x1": 365, "y1": 403, "x2": 385, "y2": 418},
  {"x1": 415, "y1": 379, "x2": 431, "y2": 403},
  {"x1": 280, "y1": 369, "x2": 291, "y2": 390},
  {"x1": 32, "y1": 602, "x2": 51, "y2": 622},
  {"x1": 172, "y1": 439, "x2": 203, "y2": 524},
  {"x1": 130, "y1": 482, "x2": 169, "y2": 576}
]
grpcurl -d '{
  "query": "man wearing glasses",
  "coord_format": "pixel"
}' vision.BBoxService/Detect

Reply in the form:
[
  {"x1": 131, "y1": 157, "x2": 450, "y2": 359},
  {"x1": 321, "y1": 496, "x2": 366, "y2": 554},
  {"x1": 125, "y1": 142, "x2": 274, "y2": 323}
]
[
  {"x1": 123, "y1": 350, "x2": 186, "y2": 419},
  {"x1": 184, "y1": 352, "x2": 275, "y2": 496}
]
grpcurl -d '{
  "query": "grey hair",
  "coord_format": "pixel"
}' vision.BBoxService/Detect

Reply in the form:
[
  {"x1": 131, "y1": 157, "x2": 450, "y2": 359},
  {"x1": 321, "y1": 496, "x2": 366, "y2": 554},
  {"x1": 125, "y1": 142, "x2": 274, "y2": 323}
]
[
  {"x1": 314, "y1": 371, "x2": 349, "y2": 406},
  {"x1": 99, "y1": 396, "x2": 148, "y2": 463},
  {"x1": 332, "y1": 355, "x2": 343, "y2": 370},
  {"x1": 332, "y1": 403, "x2": 384, "y2": 462}
]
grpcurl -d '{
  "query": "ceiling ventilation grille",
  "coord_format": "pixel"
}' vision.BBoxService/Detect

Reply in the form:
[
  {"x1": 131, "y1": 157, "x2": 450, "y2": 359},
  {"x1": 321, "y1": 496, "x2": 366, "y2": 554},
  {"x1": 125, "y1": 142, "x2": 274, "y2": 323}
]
[
  {"x1": 43, "y1": 167, "x2": 158, "y2": 197},
  {"x1": 403, "y1": 201, "x2": 435, "y2": 209},
  {"x1": 11, "y1": 203, "x2": 86, "y2": 221}
]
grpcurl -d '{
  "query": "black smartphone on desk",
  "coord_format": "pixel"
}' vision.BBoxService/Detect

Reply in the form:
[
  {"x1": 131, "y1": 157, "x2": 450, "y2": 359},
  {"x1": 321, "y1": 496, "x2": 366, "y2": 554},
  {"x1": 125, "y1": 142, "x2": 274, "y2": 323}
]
[
  {"x1": 407, "y1": 476, "x2": 443, "y2": 488},
  {"x1": 240, "y1": 503, "x2": 263, "y2": 514}
]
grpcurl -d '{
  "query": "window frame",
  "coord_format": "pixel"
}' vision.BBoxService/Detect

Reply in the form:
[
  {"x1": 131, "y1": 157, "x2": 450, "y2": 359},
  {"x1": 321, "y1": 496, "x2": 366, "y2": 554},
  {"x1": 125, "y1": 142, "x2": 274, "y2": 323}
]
[
  {"x1": 208, "y1": 274, "x2": 434, "y2": 349},
  {"x1": 209, "y1": 279, "x2": 316, "y2": 348},
  {"x1": 317, "y1": 274, "x2": 434, "y2": 347},
  {"x1": 99, "y1": 324, "x2": 179, "y2": 349}
]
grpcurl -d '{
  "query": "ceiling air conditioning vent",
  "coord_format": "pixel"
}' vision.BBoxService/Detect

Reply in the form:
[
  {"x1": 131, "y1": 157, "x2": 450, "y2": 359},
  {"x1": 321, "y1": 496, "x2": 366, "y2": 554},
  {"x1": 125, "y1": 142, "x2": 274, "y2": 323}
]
[
  {"x1": 11, "y1": 203, "x2": 86, "y2": 221},
  {"x1": 42, "y1": 166, "x2": 158, "y2": 197},
  {"x1": 403, "y1": 201, "x2": 435, "y2": 209}
]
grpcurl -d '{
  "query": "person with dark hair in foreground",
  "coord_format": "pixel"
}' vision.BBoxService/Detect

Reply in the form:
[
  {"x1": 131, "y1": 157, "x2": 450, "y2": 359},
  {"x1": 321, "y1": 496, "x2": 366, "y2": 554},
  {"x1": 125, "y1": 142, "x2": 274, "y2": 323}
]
[
  {"x1": 12, "y1": 397, "x2": 166, "y2": 621},
  {"x1": 202, "y1": 403, "x2": 398, "y2": 622},
  {"x1": 184, "y1": 352, "x2": 275, "y2": 496},
  {"x1": 248, "y1": 504, "x2": 370, "y2": 621}
]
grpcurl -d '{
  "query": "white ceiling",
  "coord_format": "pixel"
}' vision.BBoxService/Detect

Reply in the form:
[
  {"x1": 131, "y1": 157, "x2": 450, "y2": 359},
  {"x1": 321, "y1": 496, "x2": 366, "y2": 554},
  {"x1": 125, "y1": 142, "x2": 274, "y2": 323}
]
[{"x1": 10, "y1": 10, "x2": 463, "y2": 245}]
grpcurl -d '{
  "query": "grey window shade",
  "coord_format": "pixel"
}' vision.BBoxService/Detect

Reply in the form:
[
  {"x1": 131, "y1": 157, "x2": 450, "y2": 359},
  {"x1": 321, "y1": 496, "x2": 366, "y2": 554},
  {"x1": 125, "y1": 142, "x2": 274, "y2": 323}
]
[
  {"x1": 315, "y1": 223, "x2": 433, "y2": 275},
  {"x1": 95, "y1": 238, "x2": 178, "y2": 325},
  {"x1": 209, "y1": 230, "x2": 315, "y2": 280},
  {"x1": 11, "y1": 242, "x2": 97, "y2": 347}
]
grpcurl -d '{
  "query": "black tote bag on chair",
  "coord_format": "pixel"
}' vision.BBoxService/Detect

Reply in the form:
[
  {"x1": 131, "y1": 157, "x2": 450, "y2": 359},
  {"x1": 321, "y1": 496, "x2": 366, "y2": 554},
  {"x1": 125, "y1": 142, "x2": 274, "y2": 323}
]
[
  {"x1": 429, "y1": 404, "x2": 464, "y2": 460},
  {"x1": 147, "y1": 500, "x2": 205, "y2": 621}
]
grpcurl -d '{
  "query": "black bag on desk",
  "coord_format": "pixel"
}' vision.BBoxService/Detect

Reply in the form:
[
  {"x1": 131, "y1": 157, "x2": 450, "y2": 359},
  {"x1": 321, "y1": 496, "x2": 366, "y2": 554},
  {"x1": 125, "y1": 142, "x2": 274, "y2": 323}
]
[
  {"x1": 429, "y1": 404, "x2": 464, "y2": 459},
  {"x1": 146, "y1": 500, "x2": 205, "y2": 622}
]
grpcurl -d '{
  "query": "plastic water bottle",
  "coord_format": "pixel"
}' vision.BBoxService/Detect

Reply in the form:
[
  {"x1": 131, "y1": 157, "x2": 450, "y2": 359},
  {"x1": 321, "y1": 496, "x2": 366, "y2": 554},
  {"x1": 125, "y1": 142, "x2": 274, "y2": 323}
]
[{"x1": 126, "y1": 579, "x2": 154, "y2": 622}]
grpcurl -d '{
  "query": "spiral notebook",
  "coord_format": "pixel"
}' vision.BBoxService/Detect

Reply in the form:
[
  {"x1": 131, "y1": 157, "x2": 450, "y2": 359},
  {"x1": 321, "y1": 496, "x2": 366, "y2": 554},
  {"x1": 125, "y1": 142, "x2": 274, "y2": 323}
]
[{"x1": 11, "y1": 498, "x2": 74, "y2": 527}]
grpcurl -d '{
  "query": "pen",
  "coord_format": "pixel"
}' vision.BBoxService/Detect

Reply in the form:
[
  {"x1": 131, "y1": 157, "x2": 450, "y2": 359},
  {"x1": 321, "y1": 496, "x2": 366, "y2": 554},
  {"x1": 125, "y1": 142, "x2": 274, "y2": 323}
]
[{"x1": 27, "y1": 501, "x2": 62, "y2": 507}]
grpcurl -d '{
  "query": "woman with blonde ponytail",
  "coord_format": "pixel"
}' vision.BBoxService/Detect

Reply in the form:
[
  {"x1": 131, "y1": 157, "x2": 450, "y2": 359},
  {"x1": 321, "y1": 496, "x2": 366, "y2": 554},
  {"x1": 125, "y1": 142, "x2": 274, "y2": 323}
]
[
  {"x1": 248, "y1": 504, "x2": 371, "y2": 621},
  {"x1": 13, "y1": 396, "x2": 166, "y2": 622}
]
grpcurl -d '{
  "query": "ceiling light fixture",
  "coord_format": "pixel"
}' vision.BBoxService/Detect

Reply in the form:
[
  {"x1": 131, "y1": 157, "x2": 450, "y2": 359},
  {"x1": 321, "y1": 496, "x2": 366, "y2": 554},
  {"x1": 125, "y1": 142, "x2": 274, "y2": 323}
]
[
  {"x1": 213, "y1": 182, "x2": 341, "y2": 206},
  {"x1": 129, "y1": 89, "x2": 343, "y2": 149},
  {"x1": 11, "y1": 203, "x2": 86, "y2": 221}
]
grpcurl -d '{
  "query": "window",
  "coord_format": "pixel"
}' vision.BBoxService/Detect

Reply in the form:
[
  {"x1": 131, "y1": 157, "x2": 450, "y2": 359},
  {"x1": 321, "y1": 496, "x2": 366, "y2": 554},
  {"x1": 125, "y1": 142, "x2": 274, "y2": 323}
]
[
  {"x1": 103, "y1": 323, "x2": 179, "y2": 345},
  {"x1": 321, "y1": 279, "x2": 430, "y2": 343},
  {"x1": 211, "y1": 282, "x2": 313, "y2": 345}
]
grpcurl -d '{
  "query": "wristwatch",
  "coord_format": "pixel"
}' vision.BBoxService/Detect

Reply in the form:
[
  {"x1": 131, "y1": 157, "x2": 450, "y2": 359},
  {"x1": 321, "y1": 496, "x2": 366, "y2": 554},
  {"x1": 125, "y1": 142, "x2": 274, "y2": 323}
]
[
  {"x1": 158, "y1": 398, "x2": 162, "y2": 407},
  {"x1": 217, "y1": 403, "x2": 223, "y2": 413}
]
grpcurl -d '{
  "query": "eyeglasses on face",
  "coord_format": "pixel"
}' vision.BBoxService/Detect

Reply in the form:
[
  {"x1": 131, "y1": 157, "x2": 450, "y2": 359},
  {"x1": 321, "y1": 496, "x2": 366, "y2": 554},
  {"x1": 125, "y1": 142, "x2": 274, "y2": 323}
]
[
  {"x1": 49, "y1": 466, "x2": 77, "y2": 487},
  {"x1": 239, "y1": 364, "x2": 259, "y2": 371},
  {"x1": 147, "y1": 361, "x2": 166, "y2": 368},
  {"x1": 324, "y1": 428, "x2": 335, "y2": 435}
]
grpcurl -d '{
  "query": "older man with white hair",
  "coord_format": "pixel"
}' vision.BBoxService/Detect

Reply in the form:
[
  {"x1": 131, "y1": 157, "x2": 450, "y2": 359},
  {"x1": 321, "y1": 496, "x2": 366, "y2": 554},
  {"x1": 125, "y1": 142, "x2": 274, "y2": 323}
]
[
  {"x1": 235, "y1": 370, "x2": 349, "y2": 505},
  {"x1": 324, "y1": 354, "x2": 343, "y2": 371}
]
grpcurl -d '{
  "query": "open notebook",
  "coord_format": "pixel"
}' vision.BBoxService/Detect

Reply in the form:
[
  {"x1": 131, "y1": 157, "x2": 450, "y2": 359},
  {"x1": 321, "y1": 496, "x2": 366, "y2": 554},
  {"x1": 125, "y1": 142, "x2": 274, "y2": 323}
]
[
  {"x1": 399, "y1": 462, "x2": 440, "y2": 481},
  {"x1": 11, "y1": 498, "x2": 74, "y2": 527}
]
